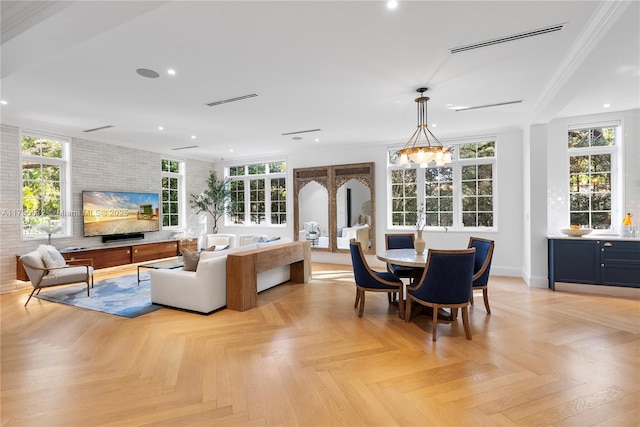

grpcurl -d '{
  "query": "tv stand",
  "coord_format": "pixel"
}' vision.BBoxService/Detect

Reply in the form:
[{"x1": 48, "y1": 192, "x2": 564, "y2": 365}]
[
  {"x1": 16, "y1": 240, "x2": 181, "y2": 281},
  {"x1": 102, "y1": 233, "x2": 144, "y2": 243}
]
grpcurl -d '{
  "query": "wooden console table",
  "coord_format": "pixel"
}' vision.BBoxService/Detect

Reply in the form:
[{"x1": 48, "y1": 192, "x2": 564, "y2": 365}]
[
  {"x1": 16, "y1": 240, "x2": 182, "y2": 281},
  {"x1": 226, "y1": 241, "x2": 311, "y2": 311}
]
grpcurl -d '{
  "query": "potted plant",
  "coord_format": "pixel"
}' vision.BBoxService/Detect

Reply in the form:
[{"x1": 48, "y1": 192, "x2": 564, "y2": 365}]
[{"x1": 189, "y1": 171, "x2": 231, "y2": 234}]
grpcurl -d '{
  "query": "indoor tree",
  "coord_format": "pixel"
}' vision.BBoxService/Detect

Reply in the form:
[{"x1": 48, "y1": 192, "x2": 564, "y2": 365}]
[{"x1": 190, "y1": 171, "x2": 231, "y2": 234}]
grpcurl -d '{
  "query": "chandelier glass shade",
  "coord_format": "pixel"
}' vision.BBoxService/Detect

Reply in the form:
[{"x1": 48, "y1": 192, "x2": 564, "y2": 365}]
[{"x1": 396, "y1": 88, "x2": 452, "y2": 167}]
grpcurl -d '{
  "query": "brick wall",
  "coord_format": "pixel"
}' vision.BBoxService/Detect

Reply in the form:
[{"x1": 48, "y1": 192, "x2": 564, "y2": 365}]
[{"x1": 0, "y1": 125, "x2": 213, "y2": 293}]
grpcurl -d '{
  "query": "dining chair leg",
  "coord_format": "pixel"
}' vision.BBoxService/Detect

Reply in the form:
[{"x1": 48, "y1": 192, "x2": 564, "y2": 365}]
[
  {"x1": 358, "y1": 291, "x2": 366, "y2": 317},
  {"x1": 397, "y1": 291, "x2": 404, "y2": 320},
  {"x1": 404, "y1": 296, "x2": 412, "y2": 322},
  {"x1": 483, "y1": 289, "x2": 491, "y2": 314},
  {"x1": 461, "y1": 306, "x2": 472, "y2": 340},
  {"x1": 432, "y1": 306, "x2": 439, "y2": 341},
  {"x1": 451, "y1": 308, "x2": 458, "y2": 319},
  {"x1": 354, "y1": 289, "x2": 360, "y2": 308}
]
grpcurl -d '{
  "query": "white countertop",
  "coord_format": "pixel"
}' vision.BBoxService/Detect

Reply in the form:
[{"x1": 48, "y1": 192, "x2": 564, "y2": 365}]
[{"x1": 548, "y1": 234, "x2": 639, "y2": 242}]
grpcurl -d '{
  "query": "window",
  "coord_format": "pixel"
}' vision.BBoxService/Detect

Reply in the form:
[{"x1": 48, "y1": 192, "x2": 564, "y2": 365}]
[
  {"x1": 227, "y1": 161, "x2": 287, "y2": 226},
  {"x1": 388, "y1": 140, "x2": 496, "y2": 230},
  {"x1": 567, "y1": 125, "x2": 618, "y2": 229},
  {"x1": 20, "y1": 132, "x2": 70, "y2": 239},
  {"x1": 161, "y1": 159, "x2": 184, "y2": 228}
]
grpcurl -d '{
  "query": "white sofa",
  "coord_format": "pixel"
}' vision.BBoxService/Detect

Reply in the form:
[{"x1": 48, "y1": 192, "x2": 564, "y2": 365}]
[
  {"x1": 150, "y1": 238, "x2": 292, "y2": 314},
  {"x1": 150, "y1": 254, "x2": 228, "y2": 314}
]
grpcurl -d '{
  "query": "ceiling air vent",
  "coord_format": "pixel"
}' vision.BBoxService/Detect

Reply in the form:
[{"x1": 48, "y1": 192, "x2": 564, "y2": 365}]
[
  {"x1": 83, "y1": 125, "x2": 114, "y2": 133},
  {"x1": 172, "y1": 145, "x2": 198, "y2": 151},
  {"x1": 450, "y1": 23, "x2": 565, "y2": 54},
  {"x1": 205, "y1": 93, "x2": 257, "y2": 107},
  {"x1": 454, "y1": 100, "x2": 522, "y2": 112},
  {"x1": 281, "y1": 128, "x2": 321, "y2": 136}
]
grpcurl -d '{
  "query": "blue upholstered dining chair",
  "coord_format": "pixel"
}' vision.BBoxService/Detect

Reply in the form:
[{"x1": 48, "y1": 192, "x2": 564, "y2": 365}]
[
  {"x1": 385, "y1": 233, "x2": 417, "y2": 278},
  {"x1": 468, "y1": 237, "x2": 495, "y2": 314},
  {"x1": 405, "y1": 248, "x2": 476, "y2": 341},
  {"x1": 384, "y1": 233, "x2": 417, "y2": 303},
  {"x1": 349, "y1": 239, "x2": 403, "y2": 318}
]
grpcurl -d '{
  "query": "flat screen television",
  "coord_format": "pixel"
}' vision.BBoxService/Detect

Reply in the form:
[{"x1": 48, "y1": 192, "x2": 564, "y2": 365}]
[{"x1": 82, "y1": 191, "x2": 160, "y2": 238}]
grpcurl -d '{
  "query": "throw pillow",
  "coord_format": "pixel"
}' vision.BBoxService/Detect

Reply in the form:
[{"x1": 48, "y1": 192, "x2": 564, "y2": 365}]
[
  {"x1": 203, "y1": 245, "x2": 216, "y2": 251},
  {"x1": 182, "y1": 248, "x2": 200, "y2": 271},
  {"x1": 38, "y1": 245, "x2": 67, "y2": 269}
]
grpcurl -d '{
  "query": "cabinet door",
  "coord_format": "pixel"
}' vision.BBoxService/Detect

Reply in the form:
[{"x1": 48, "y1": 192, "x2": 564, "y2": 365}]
[
  {"x1": 600, "y1": 241, "x2": 640, "y2": 288},
  {"x1": 552, "y1": 239, "x2": 600, "y2": 284}
]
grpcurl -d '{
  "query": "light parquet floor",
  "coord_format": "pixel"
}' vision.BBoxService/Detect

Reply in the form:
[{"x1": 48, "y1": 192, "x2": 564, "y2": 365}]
[{"x1": 1, "y1": 263, "x2": 639, "y2": 427}]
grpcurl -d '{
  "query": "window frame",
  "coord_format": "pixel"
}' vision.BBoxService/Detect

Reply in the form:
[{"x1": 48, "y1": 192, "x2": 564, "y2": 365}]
[
  {"x1": 566, "y1": 122, "x2": 621, "y2": 233},
  {"x1": 19, "y1": 130, "x2": 72, "y2": 241},
  {"x1": 387, "y1": 138, "x2": 497, "y2": 232},
  {"x1": 161, "y1": 158, "x2": 185, "y2": 230},
  {"x1": 225, "y1": 160, "x2": 287, "y2": 228}
]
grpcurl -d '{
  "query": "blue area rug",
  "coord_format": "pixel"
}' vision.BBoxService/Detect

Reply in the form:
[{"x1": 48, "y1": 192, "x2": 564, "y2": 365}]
[{"x1": 35, "y1": 273, "x2": 163, "y2": 318}]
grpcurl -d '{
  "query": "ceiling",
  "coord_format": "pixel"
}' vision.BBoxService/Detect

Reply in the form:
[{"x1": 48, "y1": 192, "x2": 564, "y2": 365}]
[{"x1": 2, "y1": 1, "x2": 638, "y2": 162}]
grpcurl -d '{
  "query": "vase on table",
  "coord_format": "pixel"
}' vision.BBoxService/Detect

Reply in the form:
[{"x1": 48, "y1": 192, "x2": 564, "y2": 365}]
[{"x1": 415, "y1": 230, "x2": 426, "y2": 255}]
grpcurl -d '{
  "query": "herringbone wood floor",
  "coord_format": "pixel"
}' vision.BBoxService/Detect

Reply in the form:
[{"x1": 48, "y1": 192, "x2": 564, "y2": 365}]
[{"x1": 2, "y1": 263, "x2": 639, "y2": 427}]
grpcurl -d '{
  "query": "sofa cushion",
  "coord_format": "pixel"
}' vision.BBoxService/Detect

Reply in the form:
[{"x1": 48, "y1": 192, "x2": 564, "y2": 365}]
[
  {"x1": 38, "y1": 245, "x2": 66, "y2": 269},
  {"x1": 182, "y1": 248, "x2": 200, "y2": 271}
]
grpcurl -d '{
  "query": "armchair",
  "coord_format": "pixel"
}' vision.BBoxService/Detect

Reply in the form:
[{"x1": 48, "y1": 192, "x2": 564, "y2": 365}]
[
  {"x1": 20, "y1": 248, "x2": 94, "y2": 306},
  {"x1": 405, "y1": 249, "x2": 475, "y2": 341}
]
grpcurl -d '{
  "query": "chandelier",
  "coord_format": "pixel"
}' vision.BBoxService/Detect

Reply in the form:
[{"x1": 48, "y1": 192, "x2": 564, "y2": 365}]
[{"x1": 396, "y1": 88, "x2": 452, "y2": 167}]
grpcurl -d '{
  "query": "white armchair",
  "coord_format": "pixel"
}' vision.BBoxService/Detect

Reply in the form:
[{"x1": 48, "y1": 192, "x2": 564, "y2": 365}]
[
  {"x1": 204, "y1": 233, "x2": 236, "y2": 249},
  {"x1": 20, "y1": 247, "x2": 94, "y2": 306}
]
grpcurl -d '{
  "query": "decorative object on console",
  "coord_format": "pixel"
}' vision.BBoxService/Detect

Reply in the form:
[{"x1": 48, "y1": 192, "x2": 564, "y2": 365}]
[
  {"x1": 35, "y1": 218, "x2": 64, "y2": 246},
  {"x1": 395, "y1": 88, "x2": 452, "y2": 167},
  {"x1": 189, "y1": 170, "x2": 231, "y2": 234},
  {"x1": 415, "y1": 203, "x2": 426, "y2": 255},
  {"x1": 560, "y1": 228, "x2": 593, "y2": 237}
]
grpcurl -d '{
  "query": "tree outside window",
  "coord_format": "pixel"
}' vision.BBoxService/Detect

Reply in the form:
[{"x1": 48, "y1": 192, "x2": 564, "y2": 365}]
[
  {"x1": 21, "y1": 134, "x2": 68, "y2": 239},
  {"x1": 227, "y1": 161, "x2": 287, "y2": 226},
  {"x1": 161, "y1": 159, "x2": 183, "y2": 228},
  {"x1": 568, "y1": 126, "x2": 616, "y2": 229},
  {"x1": 388, "y1": 141, "x2": 495, "y2": 230}
]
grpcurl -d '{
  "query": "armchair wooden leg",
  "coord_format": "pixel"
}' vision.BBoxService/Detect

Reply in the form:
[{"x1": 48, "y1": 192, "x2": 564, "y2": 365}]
[
  {"x1": 483, "y1": 289, "x2": 491, "y2": 314},
  {"x1": 358, "y1": 291, "x2": 365, "y2": 317},
  {"x1": 432, "y1": 306, "x2": 439, "y2": 341},
  {"x1": 405, "y1": 296, "x2": 412, "y2": 322},
  {"x1": 461, "y1": 306, "x2": 472, "y2": 340},
  {"x1": 24, "y1": 289, "x2": 37, "y2": 306},
  {"x1": 354, "y1": 289, "x2": 360, "y2": 308}
]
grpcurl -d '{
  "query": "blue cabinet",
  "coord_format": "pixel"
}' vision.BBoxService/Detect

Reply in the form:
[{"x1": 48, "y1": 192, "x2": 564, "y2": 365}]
[{"x1": 548, "y1": 238, "x2": 640, "y2": 289}]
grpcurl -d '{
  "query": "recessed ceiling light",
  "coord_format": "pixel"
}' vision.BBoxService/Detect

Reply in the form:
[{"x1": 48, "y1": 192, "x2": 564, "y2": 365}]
[
  {"x1": 167, "y1": 69, "x2": 176, "y2": 76},
  {"x1": 191, "y1": 135, "x2": 196, "y2": 139},
  {"x1": 315, "y1": 138, "x2": 320, "y2": 142},
  {"x1": 603, "y1": 103, "x2": 611, "y2": 108},
  {"x1": 158, "y1": 126, "x2": 164, "y2": 130},
  {"x1": 136, "y1": 68, "x2": 160, "y2": 78},
  {"x1": 387, "y1": 1, "x2": 398, "y2": 10},
  {"x1": 432, "y1": 123, "x2": 437, "y2": 128},
  {"x1": 0, "y1": 100, "x2": 7, "y2": 105}
]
